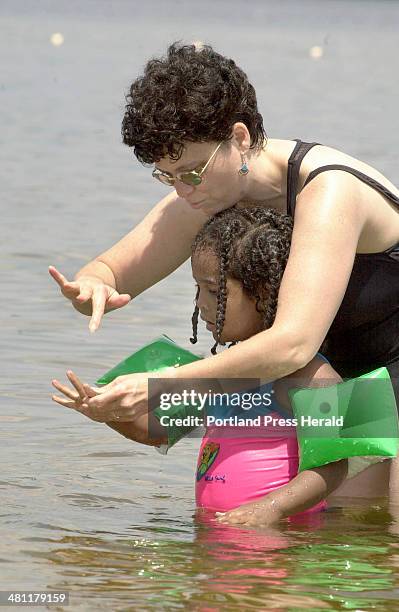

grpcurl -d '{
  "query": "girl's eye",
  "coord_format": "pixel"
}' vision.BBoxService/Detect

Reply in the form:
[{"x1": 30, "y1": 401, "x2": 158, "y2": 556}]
[{"x1": 194, "y1": 282, "x2": 217, "y2": 296}]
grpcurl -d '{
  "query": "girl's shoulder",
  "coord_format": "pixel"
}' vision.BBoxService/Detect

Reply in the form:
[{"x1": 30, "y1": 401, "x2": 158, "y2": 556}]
[{"x1": 272, "y1": 355, "x2": 343, "y2": 412}]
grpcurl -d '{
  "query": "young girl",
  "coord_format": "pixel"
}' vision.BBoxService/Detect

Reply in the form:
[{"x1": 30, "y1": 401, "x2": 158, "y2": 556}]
[{"x1": 188, "y1": 204, "x2": 348, "y2": 524}]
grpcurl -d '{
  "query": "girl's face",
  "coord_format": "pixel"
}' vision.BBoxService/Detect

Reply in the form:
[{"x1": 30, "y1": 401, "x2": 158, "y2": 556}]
[
  {"x1": 191, "y1": 250, "x2": 265, "y2": 343},
  {"x1": 155, "y1": 140, "x2": 247, "y2": 216}
]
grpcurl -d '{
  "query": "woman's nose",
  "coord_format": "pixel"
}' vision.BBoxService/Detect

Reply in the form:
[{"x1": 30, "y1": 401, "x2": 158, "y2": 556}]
[{"x1": 174, "y1": 180, "x2": 195, "y2": 199}]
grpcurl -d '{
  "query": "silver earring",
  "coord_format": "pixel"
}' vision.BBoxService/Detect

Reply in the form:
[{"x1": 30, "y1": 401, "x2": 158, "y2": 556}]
[{"x1": 238, "y1": 152, "x2": 249, "y2": 175}]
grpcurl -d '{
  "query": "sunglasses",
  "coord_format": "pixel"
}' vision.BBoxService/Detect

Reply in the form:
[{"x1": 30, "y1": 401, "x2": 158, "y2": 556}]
[{"x1": 152, "y1": 142, "x2": 223, "y2": 187}]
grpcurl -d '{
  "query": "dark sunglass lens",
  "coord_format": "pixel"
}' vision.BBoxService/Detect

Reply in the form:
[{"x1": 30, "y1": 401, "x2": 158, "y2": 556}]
[{"x1": 181, "y1": 173, "x2": 202, "y2": 186}]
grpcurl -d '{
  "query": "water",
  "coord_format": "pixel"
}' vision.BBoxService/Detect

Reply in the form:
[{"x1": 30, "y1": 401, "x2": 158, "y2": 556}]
[{"x1": 2, "y1": 0, "x2": 399, "y2": 608}]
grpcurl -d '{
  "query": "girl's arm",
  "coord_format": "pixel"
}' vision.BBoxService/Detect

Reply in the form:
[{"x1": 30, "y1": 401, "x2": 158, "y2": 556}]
[
  {"x1": 106, "y1": 412, "x2": 168, "y2": 447},
  {"x1": 269, "y1": 459, "x2": 349, "y2": 515},
  {"x1": 216, "y1": 460, "x2": 348, "y2": 526},
  {"x1": 217, "y1": 357, "x2": 349, "y2": 526},
  {"x1": 269, "y1": 357, "x2": 348, "y2": 517}
]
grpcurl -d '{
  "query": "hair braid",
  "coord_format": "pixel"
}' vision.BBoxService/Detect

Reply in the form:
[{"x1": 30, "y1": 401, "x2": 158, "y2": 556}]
[
  {"x1": 211, "y1": 227, "x2": 232, "y2": 355},
  {"x1": 190, "y1": 286, "x2": 200, "y2": 344}
]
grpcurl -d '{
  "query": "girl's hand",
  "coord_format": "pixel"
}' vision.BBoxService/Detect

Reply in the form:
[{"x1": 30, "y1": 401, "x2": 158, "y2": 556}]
[
  {"x1": 215, "y1": 498, "x2": 284, "y2": 528},
  {"x1": 48, "y1": 265, "x2": 131, "y2": 332},
  {"x1": 52, "y1": 371, "x2": 151, "y2": 423},
  {"x1": 52, "y1": 370, "x2": 102, "y2": 421}
]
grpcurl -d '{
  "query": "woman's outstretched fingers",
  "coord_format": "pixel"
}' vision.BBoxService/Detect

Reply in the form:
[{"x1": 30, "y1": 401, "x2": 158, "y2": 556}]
[
  {"x1": 48, "y1": 266, "x2": 67, "y2": 288},
  {"x1": 108, "y1": 292, "x2": 132, "y2": 308},
  {"x1": 89, "y1": 286, "x2": 107, "y2": 332},
  {"x1": 49, "y1": 266, "x2": 75, "y2": 291},
  {"x1": 75, "y1": 286, "x2": 93, "y2": 303},
  {"x1": 49, "y1": 266, "x2": 80, "y2": 298}
]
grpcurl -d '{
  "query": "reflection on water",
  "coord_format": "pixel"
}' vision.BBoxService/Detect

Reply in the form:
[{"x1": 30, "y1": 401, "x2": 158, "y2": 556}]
[
  {"x1": 11, "y1": 506, "x2": 399, "y2": 609},
  {"x1": 2, "y1": 0, "x2": 399, "y2": 608}
]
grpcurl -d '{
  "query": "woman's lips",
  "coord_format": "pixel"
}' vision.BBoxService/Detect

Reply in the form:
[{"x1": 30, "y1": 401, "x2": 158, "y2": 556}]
[{"x1": 188, "y1": 200, "x2": 204, "y2": 209}]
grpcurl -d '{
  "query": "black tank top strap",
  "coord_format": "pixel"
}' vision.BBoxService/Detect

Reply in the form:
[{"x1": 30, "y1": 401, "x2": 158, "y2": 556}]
[
  {"x1": 303, "y1": 164, "x2": 399, "y2": 210},
  {"x1": 286, "y1": 139, "x2": 321, "y2": 217}
]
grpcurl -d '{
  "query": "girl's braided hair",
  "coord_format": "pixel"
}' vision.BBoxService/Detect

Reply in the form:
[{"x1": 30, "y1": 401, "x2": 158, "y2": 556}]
[{"x1": 190, "y1": 205, "x2": 293, "y2": 354}]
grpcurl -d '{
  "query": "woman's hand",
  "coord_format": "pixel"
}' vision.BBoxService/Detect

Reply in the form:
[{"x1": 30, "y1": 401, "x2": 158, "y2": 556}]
[
  {"x1": 215, "y1": 498, "x2": 284, "y2": 528},
  {"x1": 52, "y1": 371, "x2": 151, "y2": 423},
  {"x1": 49, "y1": 265, "x2": 131, "y2": 332}
]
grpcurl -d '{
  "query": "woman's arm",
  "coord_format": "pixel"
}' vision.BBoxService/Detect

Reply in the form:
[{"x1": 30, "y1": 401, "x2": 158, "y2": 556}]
[
  {"x1": 50, "y1": 190, "x2": 209, "y2": 329},
  {"x1": 77, "y1": 190, "x2": 208, "y2": 299},
  {"x1": 67, "y1": 172, "x2": 366, "y2": 419},
  {"x1": 169, "y1": 171, "x2": 364, "y2": 381}
]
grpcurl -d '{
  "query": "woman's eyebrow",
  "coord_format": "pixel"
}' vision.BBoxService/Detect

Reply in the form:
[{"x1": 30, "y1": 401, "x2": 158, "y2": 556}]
[{"x1": 157, "y1": 160, "x2": 200, "y2": 173}]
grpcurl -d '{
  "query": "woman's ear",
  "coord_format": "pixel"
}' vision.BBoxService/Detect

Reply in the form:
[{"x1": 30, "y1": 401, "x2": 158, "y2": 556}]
[{"x1": 230, "y1": 122, "x2": 251, "y2": 151}]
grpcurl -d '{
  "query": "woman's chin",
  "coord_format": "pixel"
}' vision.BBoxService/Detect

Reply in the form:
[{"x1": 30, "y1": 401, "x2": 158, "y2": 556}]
[{"x1": 202, "y1": 199, "x2": 235, "y2": 217}]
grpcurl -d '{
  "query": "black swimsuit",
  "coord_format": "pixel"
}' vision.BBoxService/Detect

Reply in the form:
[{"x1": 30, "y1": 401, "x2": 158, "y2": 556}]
[{"x1": 287, "y1": 139, "x2": 399, "y2": 403}]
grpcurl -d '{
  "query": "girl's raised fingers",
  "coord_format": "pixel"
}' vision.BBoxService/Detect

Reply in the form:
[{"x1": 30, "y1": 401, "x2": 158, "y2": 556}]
[
  {"x1": 83, "y1": 383, "x2": 101, "y2": 398},
  {"x1": 52, "y1": 379, "x2": 80, "y2": 401},
  {"x1": 66, "y1": 370, "x2": 87, "y2": 399},
  {"x1": 52, "y1": 395, "x2": 88, "y2": 410}
]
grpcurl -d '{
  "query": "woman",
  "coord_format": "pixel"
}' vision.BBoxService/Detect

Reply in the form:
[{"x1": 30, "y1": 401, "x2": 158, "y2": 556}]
[
  {"x1": 54, "y1": 205, "x2": 351, "y2": 525},
  {"x1": 49, "y1": 42, "x2": 399, "y2": 503}
]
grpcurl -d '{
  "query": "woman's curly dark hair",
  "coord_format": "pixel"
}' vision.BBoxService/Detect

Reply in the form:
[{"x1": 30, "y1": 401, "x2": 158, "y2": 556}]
[
  {"x1": 122, "y1": 42, "x2": 267, "y2": 164},
  {"x1": 190, "y1": 205, "x2": 293, "y2": 354}
]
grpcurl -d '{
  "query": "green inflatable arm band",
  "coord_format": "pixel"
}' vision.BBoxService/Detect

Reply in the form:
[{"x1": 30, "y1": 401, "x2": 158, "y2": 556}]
[
  {"x1": 289, "y1": 366, "x2": 399, "y2": 472},
  {"x1": 96, "y1": 335, "x2": 203, "y2": 451},
  {"x1": 96, "y1": 334, "x2": 202, "y2": 384}
]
